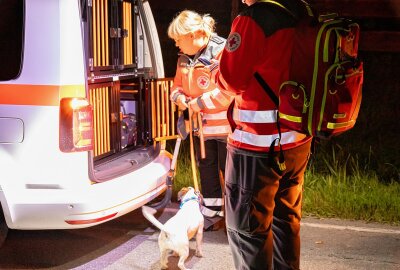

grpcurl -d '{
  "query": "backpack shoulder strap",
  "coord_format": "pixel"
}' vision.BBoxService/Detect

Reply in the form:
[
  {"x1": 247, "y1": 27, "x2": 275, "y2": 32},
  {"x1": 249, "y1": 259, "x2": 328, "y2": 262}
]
[
  {"x1": 254, "y1": 72, "x2": 279, "y2": 107},
  {"x1": 257, "y1": 0, "x2": 296, "y2": 18}
]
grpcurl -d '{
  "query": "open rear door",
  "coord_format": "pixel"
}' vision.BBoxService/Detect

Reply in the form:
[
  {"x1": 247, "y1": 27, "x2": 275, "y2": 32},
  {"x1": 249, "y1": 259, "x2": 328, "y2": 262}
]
[{"x1": 80, "y1": 0, "x2": 178, "y2": 181}]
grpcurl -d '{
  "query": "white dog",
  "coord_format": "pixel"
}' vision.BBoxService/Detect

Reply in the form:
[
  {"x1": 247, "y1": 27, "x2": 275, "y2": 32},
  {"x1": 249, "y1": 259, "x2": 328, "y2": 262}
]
[{"x1": 142, "y1": 187, "x2": 204, "y2": 270}]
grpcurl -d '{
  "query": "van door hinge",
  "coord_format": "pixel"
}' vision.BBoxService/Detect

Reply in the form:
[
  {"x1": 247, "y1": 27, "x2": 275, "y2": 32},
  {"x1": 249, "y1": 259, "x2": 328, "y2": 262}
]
[
  {"x1": 121, "y1": 29, "x2": 129, "y2": 38},
  {"x1": 89, "y1": 58, "x2": 94, "y2": 69},
  {"x1": 110, "y1": 28, "x2": 122, "y2": 38}
]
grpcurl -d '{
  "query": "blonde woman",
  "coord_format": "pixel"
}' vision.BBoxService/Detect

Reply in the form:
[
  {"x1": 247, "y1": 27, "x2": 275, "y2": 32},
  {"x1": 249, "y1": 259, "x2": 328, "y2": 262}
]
[{"x1": 168, "y1": 10, "x2": 232, "y2": 231}]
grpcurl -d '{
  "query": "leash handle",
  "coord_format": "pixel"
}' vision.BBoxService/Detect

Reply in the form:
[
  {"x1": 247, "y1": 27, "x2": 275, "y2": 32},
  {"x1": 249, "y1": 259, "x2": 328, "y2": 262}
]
[{"x1": 196, "y1": 113, "x2": 206, "y2": 159}]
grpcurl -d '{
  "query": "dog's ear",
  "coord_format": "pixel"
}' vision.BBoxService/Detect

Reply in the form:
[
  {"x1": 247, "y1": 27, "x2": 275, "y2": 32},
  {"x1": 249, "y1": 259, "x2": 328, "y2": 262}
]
[{"x1": 177, "y1": 187, "x2": 189, "y2": 201}]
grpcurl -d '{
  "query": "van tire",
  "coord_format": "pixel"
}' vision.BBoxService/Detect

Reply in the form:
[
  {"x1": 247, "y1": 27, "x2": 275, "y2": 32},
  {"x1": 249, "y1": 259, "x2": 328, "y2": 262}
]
[{"x1": 0, "y1": 206, "x2": 8, "y2": 247}]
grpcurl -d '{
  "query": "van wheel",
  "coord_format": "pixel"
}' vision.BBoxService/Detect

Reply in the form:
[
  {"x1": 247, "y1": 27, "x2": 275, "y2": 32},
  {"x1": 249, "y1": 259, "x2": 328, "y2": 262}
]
[{"x1": 0, "y1": 208, "x2": 8, "y2": 247}]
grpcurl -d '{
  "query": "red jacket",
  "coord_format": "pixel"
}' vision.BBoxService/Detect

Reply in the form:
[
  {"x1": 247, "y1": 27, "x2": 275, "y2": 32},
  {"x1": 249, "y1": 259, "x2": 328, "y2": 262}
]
[{"x1": 217, "y1": 1, "x2": 311, "y2": 152}]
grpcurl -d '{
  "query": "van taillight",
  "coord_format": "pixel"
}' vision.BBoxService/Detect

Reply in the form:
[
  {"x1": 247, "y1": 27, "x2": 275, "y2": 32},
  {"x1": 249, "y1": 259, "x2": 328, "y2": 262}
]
[{"x1": 59, "y1": 98, "x2": 94, "y2": 153}]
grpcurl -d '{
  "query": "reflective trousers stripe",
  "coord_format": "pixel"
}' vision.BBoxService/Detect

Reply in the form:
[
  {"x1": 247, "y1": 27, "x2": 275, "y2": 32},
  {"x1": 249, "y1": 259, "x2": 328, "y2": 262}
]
[
  {"x1": 203, "y1": 198, "x2": 224, "y2": 206},
  {"x1": 201, "y1": 206, "x2": 224, "y2": 217}
]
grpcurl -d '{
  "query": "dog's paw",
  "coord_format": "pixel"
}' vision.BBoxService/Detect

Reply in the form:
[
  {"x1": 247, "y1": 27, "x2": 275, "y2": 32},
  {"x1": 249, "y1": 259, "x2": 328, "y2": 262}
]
[
  {"x1": 195, "y1": 250, "x2": 203, "y2": 257},
  {"x1": 142, "y1": 205, "x2": 157, "y2": 215},
  {"x1": 171, "y1": 251, "x2": 179, "y2": 257}
]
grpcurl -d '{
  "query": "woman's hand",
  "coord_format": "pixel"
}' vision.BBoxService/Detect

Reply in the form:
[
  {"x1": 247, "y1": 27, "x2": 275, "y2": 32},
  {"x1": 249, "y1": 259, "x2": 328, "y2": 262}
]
[
  {"x1": 176, "y1": 94, "x2": 189, "y2": 110},
  {"x1": 188, "y1": 98, "x2": 202, "y2": 113}
]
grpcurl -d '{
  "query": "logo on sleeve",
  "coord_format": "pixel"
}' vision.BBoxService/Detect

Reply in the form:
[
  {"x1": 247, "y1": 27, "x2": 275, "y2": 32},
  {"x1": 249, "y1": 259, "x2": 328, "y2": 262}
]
[
  {"x1": 225, "y1": 32, "x2": 241, "y2": 52},
  {"x1": 197, "y1": 75, "x2": 210, "y2": 89}
]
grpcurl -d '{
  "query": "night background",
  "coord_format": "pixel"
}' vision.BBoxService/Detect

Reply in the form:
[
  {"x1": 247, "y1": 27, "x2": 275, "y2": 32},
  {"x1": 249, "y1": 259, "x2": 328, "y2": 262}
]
[{"x1": 150, "y1": 0, "x2": 400, "y2": 183}]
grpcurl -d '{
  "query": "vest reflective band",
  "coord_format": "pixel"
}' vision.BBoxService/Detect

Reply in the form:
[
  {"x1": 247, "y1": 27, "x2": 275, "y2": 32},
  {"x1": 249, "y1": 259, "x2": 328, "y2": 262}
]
[
  {"x1": 203, "y1": 111, "x2": 228, "y2": 120},
  {"x1": 233, "y1": 108, "x2": 278, "y2": 123},
  {"x1": 202, "y1": 91, "x2": 217, "y2": 109},
  {"x1": 202, "y1": 88, "x2": 231, "y2": 109},
  {"x1": 203, "y1": 125, "x2": 231, "y2": 135},
  {"x1": 229, "y1": 129, "x2": 307, "y2": 147}
]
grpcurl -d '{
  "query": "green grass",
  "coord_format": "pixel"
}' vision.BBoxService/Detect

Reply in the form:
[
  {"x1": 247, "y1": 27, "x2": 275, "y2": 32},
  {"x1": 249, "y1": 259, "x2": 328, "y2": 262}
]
[
  {"x1": 303, "y1": 171, "x2": 400, "y2": 225},
  {"x1": 167, "y1": 140, "x2": 201, "y2": 200},
  {"x1": 167, "y1": 139, "x2": 400, "y2": 225}
]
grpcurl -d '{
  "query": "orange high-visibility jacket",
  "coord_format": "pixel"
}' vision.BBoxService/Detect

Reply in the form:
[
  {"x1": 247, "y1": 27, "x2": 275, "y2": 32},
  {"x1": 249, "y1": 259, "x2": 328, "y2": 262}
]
[{"x1": 170, "y1": 34, "x2": 232, "y2": 139}]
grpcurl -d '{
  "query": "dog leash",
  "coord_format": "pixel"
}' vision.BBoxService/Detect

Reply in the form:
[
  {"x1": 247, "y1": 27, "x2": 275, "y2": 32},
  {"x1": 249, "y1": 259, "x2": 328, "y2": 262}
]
[
  {"x1": 188, "y1": 107, "x2": 201, "y2": 192},
  {"x1": 196, "y1": 112, "x2": 206, "y2": 159}
]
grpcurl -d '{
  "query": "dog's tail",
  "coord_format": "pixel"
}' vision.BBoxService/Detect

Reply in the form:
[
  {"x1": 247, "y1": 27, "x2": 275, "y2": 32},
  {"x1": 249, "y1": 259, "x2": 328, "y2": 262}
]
[{"x1": 142, "y1": 206, "x2": 170, "y2": 233}]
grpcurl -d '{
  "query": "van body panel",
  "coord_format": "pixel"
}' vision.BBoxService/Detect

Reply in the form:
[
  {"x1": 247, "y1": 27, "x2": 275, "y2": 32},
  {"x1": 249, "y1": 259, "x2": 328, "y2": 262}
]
[
  {"x1": 12, "y1": 0, "x2": 84, "y2": 86},
  {"x1": 0, "y1": 117, "x2": 24, "y2": 143},
  {"x1": 0, "y1": 0, "x2": 177, "y2": 231},
  {"x1": 1, "y1": 151, "x2": 170, "y2": 229}
]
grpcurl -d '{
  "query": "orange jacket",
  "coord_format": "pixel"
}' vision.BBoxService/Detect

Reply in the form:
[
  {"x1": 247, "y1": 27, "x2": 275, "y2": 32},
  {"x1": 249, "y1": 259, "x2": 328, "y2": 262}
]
[{"x1": 170, "y1": 34, "x2": 232, "y2": 139}]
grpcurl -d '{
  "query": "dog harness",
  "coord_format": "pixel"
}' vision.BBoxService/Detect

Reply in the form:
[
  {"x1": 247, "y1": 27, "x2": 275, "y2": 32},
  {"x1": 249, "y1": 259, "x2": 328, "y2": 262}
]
[{"x1": 179, "y1": 196, "x2": 200, "y2": 209}]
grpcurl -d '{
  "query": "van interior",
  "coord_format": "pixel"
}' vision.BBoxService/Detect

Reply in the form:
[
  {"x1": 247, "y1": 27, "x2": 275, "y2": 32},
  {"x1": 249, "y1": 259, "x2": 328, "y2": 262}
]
[{"x1": 81, "y1": 0, "x2": 177, "y2": 182}]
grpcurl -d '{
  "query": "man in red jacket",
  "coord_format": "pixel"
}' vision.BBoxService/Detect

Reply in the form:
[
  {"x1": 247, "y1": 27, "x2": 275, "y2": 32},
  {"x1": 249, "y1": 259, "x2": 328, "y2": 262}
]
[{"x1": 216, "y1": 0, "x2": 312, "y2": 269}]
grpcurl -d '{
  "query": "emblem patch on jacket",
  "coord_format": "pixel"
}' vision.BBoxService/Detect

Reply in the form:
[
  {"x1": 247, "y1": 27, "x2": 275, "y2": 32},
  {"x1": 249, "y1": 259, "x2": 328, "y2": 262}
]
[
  {"x1": 226, "y1": 32, "x2": 241, "y2": 52},
  {"x1": 197, "y1": 75, "x2": 210, "y2": 89}
]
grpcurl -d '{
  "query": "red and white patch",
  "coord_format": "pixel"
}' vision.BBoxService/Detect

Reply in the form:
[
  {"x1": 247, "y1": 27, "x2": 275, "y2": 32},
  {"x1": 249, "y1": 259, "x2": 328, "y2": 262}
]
[
  {"x1": 225, "y1": 32, "x2": 241, "y2": 52},
  {"x1": 197, "y1": 75, "x2": 210, "y2": 89}
]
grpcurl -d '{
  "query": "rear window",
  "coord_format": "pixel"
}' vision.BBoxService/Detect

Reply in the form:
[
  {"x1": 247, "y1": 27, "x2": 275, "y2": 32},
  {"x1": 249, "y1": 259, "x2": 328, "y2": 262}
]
[{"x1": 0, "y1": 0, "x2": 24, "y2": 81}]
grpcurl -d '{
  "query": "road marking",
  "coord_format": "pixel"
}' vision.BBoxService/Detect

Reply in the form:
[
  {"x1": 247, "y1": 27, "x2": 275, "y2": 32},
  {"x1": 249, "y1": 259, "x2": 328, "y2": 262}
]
[
  {"x1": 70, "y1": 234, "x2": 150, "y2": 270},
  {"x1": 302, "y1": 222, "x2": 400, "y2": 235}
]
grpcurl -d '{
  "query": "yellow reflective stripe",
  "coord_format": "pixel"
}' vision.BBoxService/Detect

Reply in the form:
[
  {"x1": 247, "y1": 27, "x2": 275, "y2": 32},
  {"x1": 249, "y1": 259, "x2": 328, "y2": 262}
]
[
  {"x1": 327, "y1": 120, "x2": 354, "y2": 129},
  {"x1": 279, "y1": 112, "x2": 302, "y2": 123},
  {"x1": 233, "y1": 108, "x2": 277, "y2": 123}
]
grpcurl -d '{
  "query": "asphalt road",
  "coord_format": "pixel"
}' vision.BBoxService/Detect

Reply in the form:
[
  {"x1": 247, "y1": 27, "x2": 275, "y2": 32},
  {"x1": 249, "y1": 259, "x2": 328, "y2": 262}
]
[{"x1": 0, "y1": 203, "x2": 399, "y2": 270}]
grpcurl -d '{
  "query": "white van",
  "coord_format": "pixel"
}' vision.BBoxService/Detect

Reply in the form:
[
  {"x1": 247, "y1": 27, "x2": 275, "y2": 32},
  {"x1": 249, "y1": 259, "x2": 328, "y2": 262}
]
[{"x1": 0, "y1": 0, "x2": 177, "y2": 244}]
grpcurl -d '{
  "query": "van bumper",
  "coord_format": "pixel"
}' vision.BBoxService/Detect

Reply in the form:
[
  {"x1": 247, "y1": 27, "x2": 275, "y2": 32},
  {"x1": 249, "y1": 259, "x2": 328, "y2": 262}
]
[{"x1": 0, "y1": 152, "x2": 171, "y2": 230}]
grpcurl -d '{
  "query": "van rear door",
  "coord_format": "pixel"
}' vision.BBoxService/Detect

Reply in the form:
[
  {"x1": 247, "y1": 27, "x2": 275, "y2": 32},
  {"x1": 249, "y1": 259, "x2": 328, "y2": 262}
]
[{"x1": 81, "y1": 0, "x2": 178, "y2": 182}]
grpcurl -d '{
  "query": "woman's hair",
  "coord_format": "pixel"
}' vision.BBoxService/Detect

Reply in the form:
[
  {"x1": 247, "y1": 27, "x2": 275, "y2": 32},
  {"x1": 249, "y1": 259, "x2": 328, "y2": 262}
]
[{"x1": 167, "y1": 10, "x2": 215, "y2": 40}]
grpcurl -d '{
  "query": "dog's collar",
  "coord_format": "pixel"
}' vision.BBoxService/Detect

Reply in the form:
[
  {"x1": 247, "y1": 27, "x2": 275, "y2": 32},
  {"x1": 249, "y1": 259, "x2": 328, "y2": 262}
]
[{"x1": 179, "y1": 196, "x2": 200, "y2": 208}]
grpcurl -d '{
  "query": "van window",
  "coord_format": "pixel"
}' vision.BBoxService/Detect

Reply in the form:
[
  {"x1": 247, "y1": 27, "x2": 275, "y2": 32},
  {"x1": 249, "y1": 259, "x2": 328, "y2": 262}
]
[{"x1": 0, "y1": 0, "x2": 24, "y2": 81}]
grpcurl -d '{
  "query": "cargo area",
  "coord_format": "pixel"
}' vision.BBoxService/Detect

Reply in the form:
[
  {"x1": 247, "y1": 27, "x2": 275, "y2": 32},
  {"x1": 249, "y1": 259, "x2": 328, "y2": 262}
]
[{"x1": 82, "y1": 0, "x2": 178, "y2": 182}]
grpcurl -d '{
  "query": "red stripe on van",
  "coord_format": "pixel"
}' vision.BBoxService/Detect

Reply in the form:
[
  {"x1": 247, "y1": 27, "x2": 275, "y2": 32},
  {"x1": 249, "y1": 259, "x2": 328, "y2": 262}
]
[
  {"x1": 65, "y1": 212, "x2": 118, "y2": 225},
  {"x1": 0, "y1": 84, "x2": 86, "y2": 106}
]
